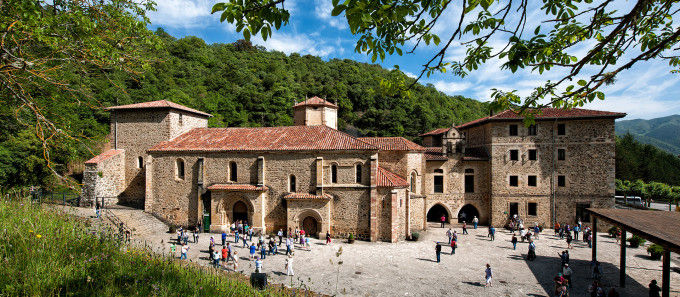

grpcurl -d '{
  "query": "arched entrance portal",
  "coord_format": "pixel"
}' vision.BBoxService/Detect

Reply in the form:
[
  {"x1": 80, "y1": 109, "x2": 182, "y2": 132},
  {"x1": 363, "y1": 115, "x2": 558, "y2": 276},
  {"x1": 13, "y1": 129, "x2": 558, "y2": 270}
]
[
  {"x1": 427, "y1": 204, "x2": 449, "y2": 223},
  {"x1": 301, "y1": 216, "x2": 319, "y2": 238},
  {"x1": 457, "y1": 204, "x2": 480, "y2": 223},
  {"x1": 232, "y1": 201, "x2": 248, "y2": 223}
]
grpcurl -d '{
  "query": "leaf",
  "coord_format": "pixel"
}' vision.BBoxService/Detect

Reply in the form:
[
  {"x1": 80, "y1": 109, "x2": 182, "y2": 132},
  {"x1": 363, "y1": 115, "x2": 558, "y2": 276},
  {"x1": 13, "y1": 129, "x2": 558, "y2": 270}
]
[
  {"x1": 331, "y1": 5, "x2": 346, "y2": 16},
  {"x1": 243, "y1": 29, "x2": 250, "y2": 41},
  {"x1": 577, "y1": 79, "x2": 586, "y2": 86}
]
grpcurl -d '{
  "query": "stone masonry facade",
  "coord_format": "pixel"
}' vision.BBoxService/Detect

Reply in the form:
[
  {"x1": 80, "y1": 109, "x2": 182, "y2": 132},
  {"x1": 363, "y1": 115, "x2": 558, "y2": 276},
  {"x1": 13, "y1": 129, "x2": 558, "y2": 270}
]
[{"x1": 84, "y1": 98, "x2": 624, "y2": 242}]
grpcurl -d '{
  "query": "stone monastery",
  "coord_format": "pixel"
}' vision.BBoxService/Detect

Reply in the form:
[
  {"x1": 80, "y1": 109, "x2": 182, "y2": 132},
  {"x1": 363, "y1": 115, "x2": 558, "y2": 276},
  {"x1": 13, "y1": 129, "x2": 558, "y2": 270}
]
[{"x1": 83, "y1": 97, "x2": 625, "y2": 242}]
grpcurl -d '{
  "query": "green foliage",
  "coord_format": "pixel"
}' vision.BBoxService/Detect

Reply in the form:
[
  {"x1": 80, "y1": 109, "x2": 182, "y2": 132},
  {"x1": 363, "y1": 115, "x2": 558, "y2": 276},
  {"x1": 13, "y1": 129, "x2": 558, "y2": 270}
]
[
  {"x1": 607, "y1": 226, "x2": 619, "y2": 238},
  {"x1": 647, "y1": 244, "x2": 664, "y2": 259},
  {"x1": 410, "y1": 232, "x2": 420, "y2": 241},
  {"x1": 0, "y1": 199, "x2": 286, "y2": 296},
  {"x1": 616, "y1": 133, "x2": 680, "y2": 186},
  {"x1": 616, "y1": 115, "x2": 680, "y2": 155},
  {"x1": 627, "y1": 234, "x2": 646, "y2": 248}
]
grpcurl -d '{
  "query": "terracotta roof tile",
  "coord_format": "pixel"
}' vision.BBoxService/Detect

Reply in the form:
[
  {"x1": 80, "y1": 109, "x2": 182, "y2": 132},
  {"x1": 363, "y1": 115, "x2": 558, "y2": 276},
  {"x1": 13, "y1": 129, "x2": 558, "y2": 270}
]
[
  {"x1": 419, "y1": 128, "x2": 450, "y2": 137},
  {"x1": 293, "y1": 96, "x2": 338, "y2": 109},
  {"x1": 283, "y1": 193, "x2": 333, "y2": 200},
  {"x1": 106, "y1": 100, "x2": 212, "y2": 117},
  {"x1": 358, "y1": 137, "x2": 426, "y2": 151},
  {"x1": 148, "y1": 125, "x2": 378, "y2": 152},
  {"x1": 206, "y1": 184, "x2": 269, "y2": 191},
  {"x1": 85, "y1": 149, "x2": 123, "y2": 165},
  {"x1": 457, "y1": 108, "x2": 625, "y2": 129},
  {"x1": 424, "y1": 147, "x2": 448, "y2": 161},
  {"x1": 376, "y1": 166, "x2": 409, "y2": 188}
]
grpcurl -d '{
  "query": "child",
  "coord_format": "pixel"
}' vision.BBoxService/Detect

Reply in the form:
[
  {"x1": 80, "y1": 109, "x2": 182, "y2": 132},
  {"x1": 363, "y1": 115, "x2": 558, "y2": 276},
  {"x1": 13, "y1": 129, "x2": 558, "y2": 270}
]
[
  {"x1": 254, "y1": 256, "x2": 263, "y2": 273},
  {"x1": 232, "y1": 251, "x2": 239, "y2": 271},
  {"x1": 249, "y1": 243, "x2": 257, "y2": 260}
]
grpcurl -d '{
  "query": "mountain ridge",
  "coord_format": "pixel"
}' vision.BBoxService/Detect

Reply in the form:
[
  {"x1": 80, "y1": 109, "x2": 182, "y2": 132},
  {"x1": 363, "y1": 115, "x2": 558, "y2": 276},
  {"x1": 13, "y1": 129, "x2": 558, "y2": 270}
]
[{"x1": 615, "y1": 114, "x2": 680, "y2": 155}]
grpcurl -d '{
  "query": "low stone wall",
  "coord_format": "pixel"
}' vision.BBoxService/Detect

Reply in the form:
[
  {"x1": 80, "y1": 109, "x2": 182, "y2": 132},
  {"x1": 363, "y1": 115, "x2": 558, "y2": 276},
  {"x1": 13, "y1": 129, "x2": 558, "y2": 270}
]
[{"x1": 82, "y1": 150, "x2": 125, "y2": 206}]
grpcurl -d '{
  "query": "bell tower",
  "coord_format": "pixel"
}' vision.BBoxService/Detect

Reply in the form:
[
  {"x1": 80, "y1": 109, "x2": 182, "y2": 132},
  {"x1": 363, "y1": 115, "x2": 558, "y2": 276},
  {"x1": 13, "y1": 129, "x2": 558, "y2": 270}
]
[{"x1": 293, "y1": 96, "x2": 338, "y2": 129}]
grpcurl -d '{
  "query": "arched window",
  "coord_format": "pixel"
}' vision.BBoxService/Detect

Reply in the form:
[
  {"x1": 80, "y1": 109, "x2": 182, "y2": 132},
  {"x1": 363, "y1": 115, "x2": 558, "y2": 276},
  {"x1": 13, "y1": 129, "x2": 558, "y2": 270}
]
[
  {"x1": 410, "y1": 171, "x2": 417, "y2": 192},
  {"x1": 176, "y1": 159, "x2": 185, "y2": 180},
  {"x1": 355, "y1": 164, "x2": 362, "y2": 183},
  {"x1": 331, "y1": 164, "x2": 338, "y2": 183},
  {"x1": 289, "y1": 175, "x2": 297, "y2": 192},
  {"x1": 137, "y1": 156, "x2": 144, "y2": 169},
  {"x1": 229, "y1": 161, "x2": 237, "y2": 182}
]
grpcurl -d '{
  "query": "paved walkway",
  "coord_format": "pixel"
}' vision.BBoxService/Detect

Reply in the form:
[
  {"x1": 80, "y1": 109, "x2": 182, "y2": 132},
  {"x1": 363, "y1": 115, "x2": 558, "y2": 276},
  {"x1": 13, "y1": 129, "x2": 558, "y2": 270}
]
[{"x1": 52, "y1": 206, "x2": 680, "y2": 296}]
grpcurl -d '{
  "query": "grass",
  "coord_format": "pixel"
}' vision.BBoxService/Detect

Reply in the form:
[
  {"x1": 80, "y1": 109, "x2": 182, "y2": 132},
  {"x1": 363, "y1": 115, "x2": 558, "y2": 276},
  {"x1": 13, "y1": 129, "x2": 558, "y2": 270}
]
[{"x1": 0, "y1": 199, "x2": 296, "y2": 296}]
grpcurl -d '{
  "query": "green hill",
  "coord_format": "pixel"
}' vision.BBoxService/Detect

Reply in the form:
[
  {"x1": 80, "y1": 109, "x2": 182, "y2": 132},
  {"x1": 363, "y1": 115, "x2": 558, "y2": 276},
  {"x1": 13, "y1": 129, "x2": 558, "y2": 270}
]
[{"x1": 615, "y1": 115, "x2": 680, "y2": 155}]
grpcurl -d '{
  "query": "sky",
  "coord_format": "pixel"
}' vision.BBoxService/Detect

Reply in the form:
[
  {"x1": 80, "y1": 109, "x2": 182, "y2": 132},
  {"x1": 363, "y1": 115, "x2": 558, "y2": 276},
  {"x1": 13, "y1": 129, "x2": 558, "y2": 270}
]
[{"x1": 147, "y1": 0, "x2": 680, "y2": 120}]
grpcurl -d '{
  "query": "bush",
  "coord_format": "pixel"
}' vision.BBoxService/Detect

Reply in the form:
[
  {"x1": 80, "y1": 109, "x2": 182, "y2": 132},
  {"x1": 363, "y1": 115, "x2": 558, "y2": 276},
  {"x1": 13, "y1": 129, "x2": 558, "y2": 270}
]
[
  {"x1": 410, "y1": 232, "x2": 420, "y2": 241},
  {"x1": 168, "y1": 225, "x2": 177, "y2": 233},
  {"x1": 627, "y1": 234, "x2": 646, "y2": 248},
  {"x1": 608, "y1": 226, "x2": 619, "y2": 238},
  {"x1": 647, "y1": 244, "x2": 664, "y2": 260}
]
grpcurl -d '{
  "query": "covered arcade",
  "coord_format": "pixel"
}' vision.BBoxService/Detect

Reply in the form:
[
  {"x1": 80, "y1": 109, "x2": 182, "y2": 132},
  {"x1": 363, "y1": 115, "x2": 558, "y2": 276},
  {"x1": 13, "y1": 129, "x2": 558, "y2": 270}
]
[{"x1": 588, "y1": 208, "x2": 680, "y2": 297}]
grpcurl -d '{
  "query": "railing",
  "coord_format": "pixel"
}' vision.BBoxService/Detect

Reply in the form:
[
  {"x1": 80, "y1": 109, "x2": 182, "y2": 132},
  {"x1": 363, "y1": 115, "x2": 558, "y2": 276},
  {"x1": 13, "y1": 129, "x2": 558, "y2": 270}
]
[
  {"x1": 31, "y1": 190, "x2": 80, "y2": 207},
  {"x1": 101, "y1": 208, "x2": 132, "y2": 243}
]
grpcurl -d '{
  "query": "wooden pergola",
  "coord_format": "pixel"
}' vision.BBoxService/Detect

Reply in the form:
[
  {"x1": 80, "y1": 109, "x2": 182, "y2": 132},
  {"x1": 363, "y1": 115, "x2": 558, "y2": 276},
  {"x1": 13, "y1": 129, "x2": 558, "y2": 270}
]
[{"x1": 588, "y1": 208, "x2": 680, "y2": 297}]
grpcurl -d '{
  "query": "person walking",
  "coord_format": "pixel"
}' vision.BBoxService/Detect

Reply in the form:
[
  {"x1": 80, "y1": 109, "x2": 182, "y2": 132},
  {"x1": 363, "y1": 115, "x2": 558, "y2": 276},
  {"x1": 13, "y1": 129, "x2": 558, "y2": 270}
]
[
  {"x1": 473, "y1": 216, "x2": 479, "y2": 229},
  {"x1": 435, "y1": 243, "x2": 442, "y2": 263},
  {"x1": 511, "y1": 233, "x2": 518, "y2": 250},
  {"x1": 248, "y1": 227, "x2": 253, "y2": 241},
  {"x1": 234, "y1": 229, "x2": 239, "y2": 244},
  {"x1": 277, "y1": 229, "x2": 283, "y2": 246},
  {"x1": 566, "y1": 232, "x2": 573, "y2": 249},
  {"x1": 285, "y1": 237, "x2": 292, "y2": 255},
  {"x1": 170, "y1": 243, "x2": 176, "y2": 258},
  {"x1": 484, "y1": 264, "x2": 493, "y2": 287},
  {"x1": 440, "y1": 215, "x2": 446, "y2": 228},
  {"x1": 221, "y1": 245, "x2": 229, "y2": 267},
  {"x1": 490, "y1": 226, "x2": 496, "y2": 241},
  {"x1": 260, "y1": 242, "x2": 267, "y2": 259},
  {"x1": 180, "y1": 244, "x2": 188, "y2": 260},
  {"x1": 649, "y1": 279, "x2": 661, "y2": 297},
  {"x1": 533, "y1": 224, "x2": 540, "y2": 239},
  {"x1": 249, "y1": 243, "x2": 257, "y2": 260},
  {"x1": 562, "y1": 263, "x2": 573, "y2": 290},
  {"x1": 213, "y1": 249, "x2": 221, "y2": 268},
  {"x1": 285, "y1": 254, "x2": 294, "y2": 276},
  {"x1": 527, "y1": 240, "x2": 536, "y2": 261},
  {"x1": 242, "y1": 233, "x2": 248, "y2": 248},
  {"x1": 232, "y1": 251, "x2": 239, "y2": 271},
  {"x1": 326, "y1": 231, "x2": 332, "y2": 245},
  {"x1": 254, "y1": 256, "x2": 263, "y2": 273},
  {"x1": 446, "y1": 228, "x2": 453, "y2": 244},
  {"x1": 221, "y1": 231, "x2": 227, "y2": 246},
  {"x1": 462, "y1": 221, "x2": 468, "y2": 235},
  {"x1": 450, "y1": 238, "x2": 456, "y2": 255},
  {"x1": 573, "y1": 224, "x2": 579, "y2": 240}
]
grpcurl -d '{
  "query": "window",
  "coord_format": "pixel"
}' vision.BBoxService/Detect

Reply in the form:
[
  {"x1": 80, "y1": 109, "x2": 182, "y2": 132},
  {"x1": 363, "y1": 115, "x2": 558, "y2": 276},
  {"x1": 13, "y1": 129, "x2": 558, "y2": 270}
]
[
  {"x1": 576, "y1": 203, "x2": 591, "y2": 222},
  {"x1": 464, "y1": 174, "x2": 474, "y2": 193},
  {"x1": 509, "y1": 176, "x2": 518, "y2": 187},
  {"x1": 197, "y1": 158, "x2": 204, "y2": 184},
  {"x1": 410, "y1": 172, "x2": 417, "y2": 192},
  {"x1": 528, "y1": 203, "x2": 538, "y2": 216},
  {"x1": 331, "y1": 164, "x2": 338, "y2": 183},
  {"x1": 558, "y1": 175, "x2": 566, "y2": 187},
  {"x1": 528, "y1": 124, "x2": 537, "y2": 136},
  {"x1": 528, "y1": 175, "x2": 537, "y2": 187},
  {"x1": 528, "y1": 149, "x2": 537, "y2": 161},
  {"x1": 289, "y1": 175, "x2": 296, "y2": 192},
  {"x1": 179, "y1": 113, "x2": 183, "y2": 126},
  {"x1": 137, "y1": 156, "x2": 144, "y2": 169},
  {"x1": 434, "y1": 169, "x2": 444, "y2": 193},
  {"x1": 509, "y1": 150, "x2": 519, "y2": 161},
  {"x1": 557, "y1": 123, "x2": 566, "y2": 135},
  {"x1": 509, "y1": 202, "x2": 519, "y2": 217},
  {"x1": 557, "y1": 149, "x2": 566, "y2": 161},
  {"x1": 355, "y1": 164, "x2": 362, "y2": 183},
  {"x1": 176, "y1": 159, "x2": 185, "y2": 180},
  {"x1": 509, "y1": 124, "x2": 518, "y2": 136},
  {"x1": 229, "y1": 161, "x2": 237, "y2": 182}
]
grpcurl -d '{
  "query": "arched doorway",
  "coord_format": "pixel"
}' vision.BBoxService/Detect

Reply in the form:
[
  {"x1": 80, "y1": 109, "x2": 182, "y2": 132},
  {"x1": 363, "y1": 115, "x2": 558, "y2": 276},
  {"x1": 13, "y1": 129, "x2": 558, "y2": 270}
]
[
  {"x1": 457, "y1": 204, "x2": 480, "y2": 223},
  {"x1": 232, "y1": 201, "x2": 248, "y2": 223},
  {"x1": 427, "y1": 204, "x2": 449, "y2": 223},
  {"x1": 301, "y1": 216, "x2": 319, "y2": 238}
]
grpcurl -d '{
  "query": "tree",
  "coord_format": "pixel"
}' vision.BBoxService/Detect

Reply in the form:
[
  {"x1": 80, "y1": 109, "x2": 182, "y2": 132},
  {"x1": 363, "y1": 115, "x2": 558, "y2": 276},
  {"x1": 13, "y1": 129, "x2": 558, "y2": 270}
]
[
  {"x1": 212, "y1": 0, "x2": 680, "y2": 119},
  {"x1": 1, "y1": 0, "x2": 159, "y2": 186}
]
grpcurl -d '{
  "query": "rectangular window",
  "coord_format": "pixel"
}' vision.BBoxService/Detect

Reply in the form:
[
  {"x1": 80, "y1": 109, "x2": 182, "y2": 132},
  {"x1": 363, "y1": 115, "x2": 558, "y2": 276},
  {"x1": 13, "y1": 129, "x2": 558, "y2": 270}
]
[
  {"x1": 528, "y1": 149, "x2": 537, "y2": 161},
  {"x1": 527, "y1": 124, "x2": 537, "y2": 136},
  {"x1": 576, "y1": 203, "x2": 591, "y2": 223},
  {"x1": 557, "y1": 149, "x2": 566, "y2": 161},
  {"x1": 528, "y1": 202, "x2": 538, "y2": 216},
  {"x1": 434, "y1": 176, "x2": 444, "y2": 193},
  {"x1": 179, "y1": 113, "x2": 183, "y2": 126},
  {"x1": 528, "y1": 175, "x2": 537, "y2": 187},
  {"x1": 509, "y1": 124, "x2": 518, "y2": 136},
  {"x1": 509, "y1": 150, "x2": 519, "y2": 161},
  {"x1": 557, "y1": 123, "x2": 566, "y2": 135},
  {"x1": 509, "y1": 175, "x2": 518, "y2": 187},
  {"x1": 509, "y1": 202, "x2": 519, "y2": 217},
  {"x1": 558, "y1": 175, "x2": 566, "y2": 187},
  {"x1": 464, "y1": 175, "x2": 474, "y2": 193}
]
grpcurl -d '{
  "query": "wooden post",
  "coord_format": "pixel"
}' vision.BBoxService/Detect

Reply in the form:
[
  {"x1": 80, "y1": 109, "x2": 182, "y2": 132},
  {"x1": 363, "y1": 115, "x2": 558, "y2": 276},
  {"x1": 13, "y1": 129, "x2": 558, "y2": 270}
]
[
  {"x1": 620, "y1": 229, "x2": 626, "y2": 287},
  {"x1": 592, "y1": 217, "x2": 598, "y2": 262},
  {"x1": 662, "y1": 249, "x2": 670, "y2": 297}
]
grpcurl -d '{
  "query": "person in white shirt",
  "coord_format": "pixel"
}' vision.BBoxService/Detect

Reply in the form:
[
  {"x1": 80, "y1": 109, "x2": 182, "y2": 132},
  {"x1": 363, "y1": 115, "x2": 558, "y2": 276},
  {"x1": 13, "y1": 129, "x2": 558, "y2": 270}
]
[
  {"x1": 285, "y1": 254, "x2": 294, "y2": 276},
  {"x1": 255, "y1": 256, "x2": 263, "y2": 273},
  {"x1": 180, "y1": 244, "x2": 189, "y2": 260}
]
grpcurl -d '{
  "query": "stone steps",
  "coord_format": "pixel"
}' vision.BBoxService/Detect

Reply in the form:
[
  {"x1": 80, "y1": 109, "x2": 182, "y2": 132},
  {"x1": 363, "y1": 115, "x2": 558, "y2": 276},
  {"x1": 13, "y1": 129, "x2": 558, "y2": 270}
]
[{"x1": 108, "y1": 208, "x2": 168, "y2": 236}]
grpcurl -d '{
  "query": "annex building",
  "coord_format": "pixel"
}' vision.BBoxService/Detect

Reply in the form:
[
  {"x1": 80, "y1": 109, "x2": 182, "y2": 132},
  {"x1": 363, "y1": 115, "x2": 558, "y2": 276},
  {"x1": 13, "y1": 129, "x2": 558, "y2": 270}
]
[{"x1": 83, "y1": 97, "x2": 625, "y2": 242}]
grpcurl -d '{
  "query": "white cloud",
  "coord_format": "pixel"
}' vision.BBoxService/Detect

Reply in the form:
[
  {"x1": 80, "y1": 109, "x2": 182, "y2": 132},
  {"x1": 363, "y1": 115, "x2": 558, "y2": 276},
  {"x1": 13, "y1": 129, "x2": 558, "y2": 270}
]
[
  {"x1": 314, "y1": 0, "x2": 346, "y2": 29},
  {"x1": 149, "y1": 0, "x2": 214, "y2": 28},
  {"x1": 433, "y1": 81, "x2": 472, "y2": 95},
  {"x1": 252, "y1": 32, "x2": 335, "y2": 57}
]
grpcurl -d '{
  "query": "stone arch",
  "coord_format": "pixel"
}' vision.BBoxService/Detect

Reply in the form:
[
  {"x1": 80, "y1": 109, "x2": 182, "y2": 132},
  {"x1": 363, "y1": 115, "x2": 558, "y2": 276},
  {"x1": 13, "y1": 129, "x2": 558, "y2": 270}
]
[
  {"x1": 426, "y1": 203, "x2": 452, "y2": 223},
  {"x1": 456, "y1": 204, "x2": 480, "y2": 224},
  {"x1": 224, "y1": 196, "x2": 254, "y2": 225},
  {"x1": 296, "y1": 209, "x2": 323, "y2": 238},
  {"x1": 409, "y1": 170, "x2": 418, "y2": 193},
  {"x1": 354, "y1": 162, "x2": 363, "y2": 183},
  {"x1": 330, "y1": 162, "x2": 339, "y2": 183}
]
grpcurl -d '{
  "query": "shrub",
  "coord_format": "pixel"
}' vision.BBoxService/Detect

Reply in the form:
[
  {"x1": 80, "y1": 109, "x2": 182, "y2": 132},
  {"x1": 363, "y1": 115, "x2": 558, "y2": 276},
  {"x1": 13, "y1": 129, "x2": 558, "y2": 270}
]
[
  {"x1": 168, "y1": 225, "x2": 177, "y2": 233},
  {"x1": 627, "y1": 234, "x2": 646, "y2": 248},
  {"x1": 608, "y1": 226, "x2": 619, "y2": 237},
  {"x1": 347, "y1": 233, "x2": 354, "y2": 243},
  {"x1": 647, "y1": 244, "x2": 664, "y2": 260},
  {"x1": 410, "y1": 232, "x2": 420, "y2": 241}
]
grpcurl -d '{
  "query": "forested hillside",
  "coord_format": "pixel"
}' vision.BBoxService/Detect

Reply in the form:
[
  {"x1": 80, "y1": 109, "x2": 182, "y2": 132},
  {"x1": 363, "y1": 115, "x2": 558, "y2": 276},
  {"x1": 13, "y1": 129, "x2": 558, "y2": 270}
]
[
  {"x1": 615, "y1": 115, "x2": 680, "y2": 155},
  {"x1": 616, "y1": 133, "x2": 680, "y2": 186},
  {"x1": 0, "y1": 30, "x2": 489, "y2": 190}
]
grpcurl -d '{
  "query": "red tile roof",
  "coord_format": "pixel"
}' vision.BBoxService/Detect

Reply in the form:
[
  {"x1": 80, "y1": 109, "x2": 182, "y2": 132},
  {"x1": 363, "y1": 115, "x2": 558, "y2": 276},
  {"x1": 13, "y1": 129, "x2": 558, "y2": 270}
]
[
  {"x1": 358, "y1": 137, "x2": 426, "y2": 151},
  {"x1": 376, "y1": 166, "x2": 409, "y2": 188},
  {"x1": 419, "y1": 128, "x2": 450, "y2": 137},
  {"x1": 148, "y1": 125, "x2": 378, "y2": 152},
  {"x1": 85, "y1": 149, "x2": 123, "y2": 165},
  {"x1": 457, "y1": 108, "x2": 625, "y2": 129},
  {"x1": 105, "y1": 100, "x2": 212, "y2": 117},
  {"x1": 283, "y1": 193, "x2": 333, "y2": 200},
  {"x1": 424, "y1": 147, "x2": 448, "y2": 161},
  {"x1": 206, "y1": 184, "x2": 269, "y2": 191},
  {"x1": 293, "y1": 96, "x2": 338, "y2": 109}
]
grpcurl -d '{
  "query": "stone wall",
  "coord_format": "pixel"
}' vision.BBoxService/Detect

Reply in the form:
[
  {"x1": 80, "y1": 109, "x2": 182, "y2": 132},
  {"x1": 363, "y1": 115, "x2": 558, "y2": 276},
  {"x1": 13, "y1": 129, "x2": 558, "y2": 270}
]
[
  {"x1": 286, "y1": 199, "x2": 331, "y2": 238},
  {"x1": 82, "y1": 150, "x2": 125, "y2": 206},
  {"x1": 408, "y1": 195, "x2": 426, "y2": 232}
]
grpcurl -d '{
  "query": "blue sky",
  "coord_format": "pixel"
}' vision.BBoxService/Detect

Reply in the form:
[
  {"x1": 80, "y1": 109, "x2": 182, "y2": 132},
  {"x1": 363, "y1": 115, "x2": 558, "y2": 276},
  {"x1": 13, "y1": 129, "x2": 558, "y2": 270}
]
[{"x1": 148, "y1": 0, "x2": 680, "y2": 120}]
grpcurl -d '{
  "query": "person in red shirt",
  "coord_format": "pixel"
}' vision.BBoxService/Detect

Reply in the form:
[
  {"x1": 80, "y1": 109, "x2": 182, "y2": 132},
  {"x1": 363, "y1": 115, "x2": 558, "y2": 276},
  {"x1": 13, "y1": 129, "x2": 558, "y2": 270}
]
[
  {"x1": 221, "y1": 245, "x2": 229, "y2": 268},
  {"x1": 440, "y1": 215, "x2": 446, "y2": 228},
  {"x1": 450, "y1": 239, "x2": 456, "y2": 255}
]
